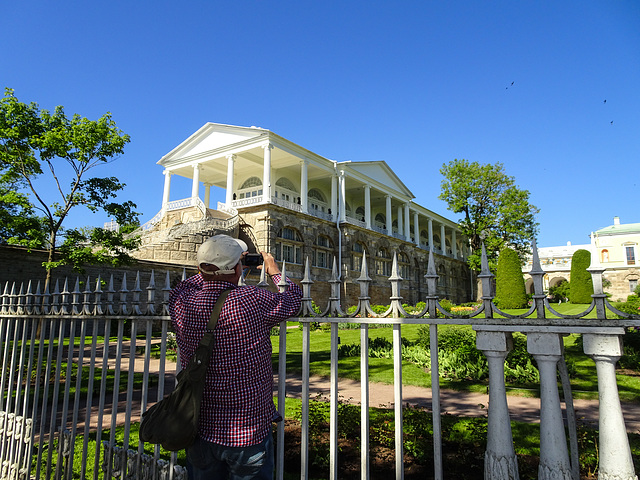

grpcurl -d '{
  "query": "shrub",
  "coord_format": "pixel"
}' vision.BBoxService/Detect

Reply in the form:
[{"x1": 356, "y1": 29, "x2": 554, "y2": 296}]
[
  {"x1": 569, "y1": 249, "x2": 594, "y2": 304},
  {"x1": 495, "y1": 247, "x2": 528, "y2": 309}
]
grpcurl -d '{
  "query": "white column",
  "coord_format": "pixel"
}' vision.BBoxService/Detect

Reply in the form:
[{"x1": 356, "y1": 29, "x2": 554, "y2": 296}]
[
  {"x1": 162, "y1": 170, "x2": 172, "y2": 208},
  {"x1": 527, "y1": 333, "x2": 572, "y2": 479},
  {"x1": 397, "y1": 206, "x2": 403, "y2": 237},
  {"x1": 204, "y1": 184, "x2": 211, "y2": 208},
  {"x1": 440, "y1": 224, "x2": 446, "y2": 254},
  {"x1": 300, "y1": 159, "x2": 308, "y2": 214},
  {"x1": 385, "y1": 196, "x2": 392, "y2": 235},
  {"x1": 476, "y1": 331, "x2": 519, "y2": 479},
  {"x1": 413, "y1": 211, "x2": 420, "y2": 247},
  {"x1": 364, "y1": 185, "x2": 371, "y2": 229},
  {"x1": 225, "y1": 154, "x2": 236, "y2": 206},
  {"x1": 262, "y1": 143, "x2": 273, "y2": 203},
  {"x1": 331, "y1": 174, "x2": 338, "y2": 220},
  {"x1": 452, "y1": 230, "x2": 458, "y2": 259},
  {"x1": 339, "y1": 170, "x2": 346, "y2": 222},
  {"x1": 428, "y1": 217, "x2": 434, "y2": 250},
  {"x1": 191, "y1": 164, "x2": 200, "y2": 199},
  {"x1": 583, "y1": 333, "x2": 637, "y2": 480},
  {"x1": 404, "y1": 203, "x2": 411, "y2": 240}
]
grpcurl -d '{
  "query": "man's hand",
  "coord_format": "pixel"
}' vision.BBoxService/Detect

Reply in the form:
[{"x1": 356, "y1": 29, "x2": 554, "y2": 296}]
[{"x1": 259, "y1": 252, "x2": 281, "y2": 276}]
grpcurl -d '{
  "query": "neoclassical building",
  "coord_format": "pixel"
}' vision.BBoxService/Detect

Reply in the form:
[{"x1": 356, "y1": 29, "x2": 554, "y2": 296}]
[
  {"x1": 133, "y1": 123, "x2": 472, "y2": 305},
  {"x1": 522, "y1": 216, "x2": 639, "y2": 302}
]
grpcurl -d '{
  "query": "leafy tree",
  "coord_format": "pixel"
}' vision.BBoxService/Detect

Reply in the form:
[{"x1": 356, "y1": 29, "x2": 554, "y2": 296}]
[
  {"x1": 0, "y1": 88, "x2": 140, "y2": 282},
  {"x1": 548, "y1": 280, "x2": 570, "y2": 303},
  {"x1": 439, "y1": 159, "x2": 539, "y2": 273},
  {"x1": 495, "y1": 247, "x2": 528, "y2": 308},
  {"x1": 569, "y1": 249, "x2": 594, "y2": 304}
]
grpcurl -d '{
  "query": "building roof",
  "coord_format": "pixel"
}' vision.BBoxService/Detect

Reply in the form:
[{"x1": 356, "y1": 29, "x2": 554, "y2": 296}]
[{"x1": 595, "y1": 222, "x2": 640, "y2": 236}]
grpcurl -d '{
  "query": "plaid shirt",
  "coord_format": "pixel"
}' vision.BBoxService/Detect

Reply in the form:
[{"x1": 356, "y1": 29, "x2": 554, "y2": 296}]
[{"x1": 169, "y1": 273, "x2": 302, "y2": 447}]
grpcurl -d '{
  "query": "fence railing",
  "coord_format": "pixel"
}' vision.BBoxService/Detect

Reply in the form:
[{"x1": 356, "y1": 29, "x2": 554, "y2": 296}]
[{"x1": 0, "y1": 242, "x2": 639, "y2": 480}]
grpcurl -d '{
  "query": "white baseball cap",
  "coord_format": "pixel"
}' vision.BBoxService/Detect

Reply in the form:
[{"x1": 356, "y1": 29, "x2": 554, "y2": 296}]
[{"x1": 197, "y1": 235, "x2": 248, "y2": 275}]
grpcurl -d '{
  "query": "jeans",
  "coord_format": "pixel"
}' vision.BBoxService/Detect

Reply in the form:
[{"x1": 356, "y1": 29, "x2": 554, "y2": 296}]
[{"x1": 186, "y1": 432, "x2": 274, "y2": 480}]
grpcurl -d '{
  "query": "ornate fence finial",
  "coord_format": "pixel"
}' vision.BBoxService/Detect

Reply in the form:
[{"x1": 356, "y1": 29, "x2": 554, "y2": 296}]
[
  {"x1": 326, "y1": 256, "x2": 345, "y2": 316},
  {"x1": 389, "y1": 252, "x2": 405, "y2": 316},
  {"x1": 277, "y1": 262, "x2": 289, "y2": 293},
  {"x1": 299, "y1": 256, "x2": 316, "y2": 316},
  {"x1": 60, "y1": 278, "x2": 71, "y2": 315},
  {"x1": 132, "y1": 272, "x2": 142, "y2": 315},
  {"x1": 72, "y1": 277, "x2": 82, "y2": 315},
  {"x1": 106, "y1": 275, "x2": 116, "y2": 315},
  {"x1": 257, "y1": 261, "x2": 269, "y2": 288},
  {"x1": 478, "y1": 243, "x2": 495, "y2": 318},
  {"x1": 25, "y1": 280, "x2": 34, "y2": 315},
  {"x1": 146, "y1": 271, "x2": 156, "y2": 315},
  {"x1": 94, "y1": 276, "x2": 104, "y2": 315},
  {"x1": 162, "y1": 271, "x2": 171, "y2": 315},
  {"x1": 119, "y1": 272, "x2": 129, "y2": 315}
]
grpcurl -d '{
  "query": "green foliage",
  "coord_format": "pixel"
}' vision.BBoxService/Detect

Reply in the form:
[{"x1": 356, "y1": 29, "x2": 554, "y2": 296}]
[
  {"x1": 495, "y1": 247, "x2": 528, "y2": 309},
  {"x1": 0, "y1": 88, "x2": 140, "y2": 277},
  {"x1": 439, "y1": 159, "x2": 539, "y2": 272},
  {"x1": 569, "y1": 249, "x2": 594, "y2": 304},
  {"x1": 613, "y1": 293, "x2": 640, "y2": 317},
  {"x1": 548, "y1": 280, "x2": 570, "y2": 303}
]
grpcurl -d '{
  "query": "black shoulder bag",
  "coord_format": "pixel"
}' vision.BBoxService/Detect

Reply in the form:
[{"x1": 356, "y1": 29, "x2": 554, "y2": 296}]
[{"x1": 139, "y1": 289, "x2": 230, "y2": 451}]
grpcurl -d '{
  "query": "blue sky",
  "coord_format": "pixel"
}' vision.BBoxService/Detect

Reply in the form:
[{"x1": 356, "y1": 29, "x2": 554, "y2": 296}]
[{"x1": 2, "y1": 1, "x2": 639, "y2": 248}]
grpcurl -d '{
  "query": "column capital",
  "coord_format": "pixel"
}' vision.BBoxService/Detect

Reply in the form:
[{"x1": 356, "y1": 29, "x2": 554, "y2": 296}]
[
  {"x1": 261, "y1": 142, "x2": 274, "y2": 151},
  {"x1": 193, "y1": 164, "x2": 202, "y2": 171},
  {"x1": 226, "y1": 153, "x2": 237, "y2": 161},
  {"x1": 163, "y1": 169, "x2": 172, "y2": 177}
]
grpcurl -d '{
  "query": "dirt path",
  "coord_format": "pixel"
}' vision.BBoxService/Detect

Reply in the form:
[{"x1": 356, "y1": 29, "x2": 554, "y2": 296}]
[{"x1": 277, "y1": 374, "x2": 640, "y2": 434}]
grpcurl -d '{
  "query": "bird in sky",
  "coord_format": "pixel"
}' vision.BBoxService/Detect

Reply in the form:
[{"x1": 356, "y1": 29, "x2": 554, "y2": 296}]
[{"x1": 604, "y1": 99, "x2": 607, "y2": 103}]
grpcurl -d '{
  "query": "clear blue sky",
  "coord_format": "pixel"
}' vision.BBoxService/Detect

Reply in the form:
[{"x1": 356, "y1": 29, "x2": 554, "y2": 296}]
[{"x1": 2, "y1": 1, "x2": 639, "y2": 248}]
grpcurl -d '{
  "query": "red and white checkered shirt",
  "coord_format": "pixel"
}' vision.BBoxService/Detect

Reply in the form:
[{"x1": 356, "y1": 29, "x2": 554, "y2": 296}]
[{"x1": 169, "y1": 273, "x2": 302, "y2": 447}]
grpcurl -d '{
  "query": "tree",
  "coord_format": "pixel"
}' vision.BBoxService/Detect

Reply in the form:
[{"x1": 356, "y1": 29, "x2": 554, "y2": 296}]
[
  {"x1": 0, "y1": 88, "x2": 140, "y2": 282},
  {"x1": 439, "y1": 159, "x2": 539, "y2": 273},
  {"x1": 495, "y1": 247, "x2": 528, "y2": 308},
  {"x1": 548, "y1": 280, "x2": 570, "y2": 303},
  {"x1": 569, "y1": 249, "x2": 594, "y2": 304}
]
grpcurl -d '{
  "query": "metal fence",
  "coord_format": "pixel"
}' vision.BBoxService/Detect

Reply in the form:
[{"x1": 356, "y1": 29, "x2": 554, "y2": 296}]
[{"x1": 1, "y1": 242, "x2": 639, "y2": 480}]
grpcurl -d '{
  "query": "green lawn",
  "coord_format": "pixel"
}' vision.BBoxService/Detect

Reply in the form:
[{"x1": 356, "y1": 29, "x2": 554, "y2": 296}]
[{"x1": 272, "y1": 304, "x2": 640, "y2": 402}]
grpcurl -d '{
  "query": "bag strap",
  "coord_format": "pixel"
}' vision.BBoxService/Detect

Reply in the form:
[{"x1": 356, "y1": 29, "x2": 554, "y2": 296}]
[{"x1": 198, "y1": 289, "x2": 231, "y2": 352}]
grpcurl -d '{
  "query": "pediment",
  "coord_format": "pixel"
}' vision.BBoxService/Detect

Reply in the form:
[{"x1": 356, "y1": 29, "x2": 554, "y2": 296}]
[
  {"x1": 158, "y1": 123, "x2": 267, "y2": 166},
  {"x1": 346, "y1": 161, "x2": 414, "y2": 198}
]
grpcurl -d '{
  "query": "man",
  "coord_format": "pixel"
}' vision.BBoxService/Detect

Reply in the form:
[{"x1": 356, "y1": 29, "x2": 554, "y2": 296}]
[{"x1": 169, "y1": 234, "x2": 302, "y2": 479}]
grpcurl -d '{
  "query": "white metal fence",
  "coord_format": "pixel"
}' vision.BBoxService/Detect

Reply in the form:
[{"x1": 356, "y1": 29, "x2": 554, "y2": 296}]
[{"x1": 0, "y1": 243, "x2": 639, "y2": 480}]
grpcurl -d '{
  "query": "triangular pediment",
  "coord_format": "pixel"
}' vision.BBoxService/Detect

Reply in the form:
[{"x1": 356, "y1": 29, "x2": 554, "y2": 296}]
[
  {"x1": 158, "y1": 123, "x2": 267, "y2": 166},
  {"x1": 345, "y1": 161, "x2": 414, "y2": 198}
]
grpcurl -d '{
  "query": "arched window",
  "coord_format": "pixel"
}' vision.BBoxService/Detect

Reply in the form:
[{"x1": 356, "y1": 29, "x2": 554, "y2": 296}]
[
  {"x1": 355, "y1": 206, "x2": 365, "y2": 222},
  {"x1": 313, "y1": 235, "x2": 333, "y2": 268},
  {"x1": 398, "y1": 252, "x2": 410, "y2": 279},
  {"x1": 352, "y1": 241, "x2": 366, "y2": 272},
  {"x1": 601, "y1": 249, "x2": 609, "y2": 263},
  {"x1": 437, "y1": 264, "x2": 447, "y2": 287},
  {"x1": 275, "y1": 177, "x2": 298, "y2": 203},
  {"x1": 420, "y1": 229, "x2": 429, "y2": 248},
  {"x1": 376, "y1": 248, "x2": 391, "y2": 276},
  {"x1": 374, "y1": 213, "x2": 386, "y2": 229},
  {"x1": 238, "y1": 176, "x2": 263, "y2": 200},
  {"x1": 308, "y1": 188, "x2": 328, "y2": 214},
  {"x1": 276, "y1": 227, "x2": 303, "y2": 264},
  {"x1": 433, "y1": 234, "x2": 441, "y2": 252}
]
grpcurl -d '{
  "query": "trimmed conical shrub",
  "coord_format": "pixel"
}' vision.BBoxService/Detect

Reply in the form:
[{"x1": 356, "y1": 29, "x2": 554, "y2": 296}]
[
  {"x1": 569, "y1": 249, "x2": 594, "y2": 304},
  {"x1": 496, "y1": 247, "x2": 528, "y2": 309}
]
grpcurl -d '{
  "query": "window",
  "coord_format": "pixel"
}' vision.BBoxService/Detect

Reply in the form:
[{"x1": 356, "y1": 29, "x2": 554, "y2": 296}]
[
  {"x1": 438, "y1": 265, "x2": 447, "y2": 287},
  {"x1": 308, "y1": 188, "x2": 328, "y2": 213},
  {"x1": 275, "y1": 177, "x2": 298, "y2": 203},
  {"x1": 626, "y1": 246, "x2": 636, "y2": 265},
  {"x1": 398, "y1": 252, "x2": 410, "y2": 279},
  {"x1": 313, "y1": 235, "x2": 333, "y2": 268},
  {"x1": 355, "y1": 206, "x2": 365, "y2": 222},
  {"x1": 238, "y1": 176, "x2": 263, "y2": 200},
  {"x1": 420, "y1": 229, "x2": 429, "y2": 248},
  {"x1": 601, "y1": 249, "x2": 609, "y2": 263},
  {"x1": 376, "y1": 248, "x2": 391, "y2": 276},
  {"x1": 276, "y1": 227, "x2": 303, "y2": 264},
  {"x1": 630, "y1": 279, "x2": 638, "y2": 293},
  {"x1": 352, "y1": 241, "x2": 366, "y2": 272},
  {"x1": 374, "y1": 213, "x2": 386, "y2": 229}
]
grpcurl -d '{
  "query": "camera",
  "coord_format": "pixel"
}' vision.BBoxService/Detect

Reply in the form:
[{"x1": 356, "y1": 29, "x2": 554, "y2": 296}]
[{"x1": 243, "y1": 253, "x2": 263, "y2": 267}]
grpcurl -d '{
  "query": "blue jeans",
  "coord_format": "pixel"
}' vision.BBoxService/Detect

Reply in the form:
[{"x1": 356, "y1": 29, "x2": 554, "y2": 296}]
[{"x1": 186, "y1": 432, "x2": 274, "y2": 480}]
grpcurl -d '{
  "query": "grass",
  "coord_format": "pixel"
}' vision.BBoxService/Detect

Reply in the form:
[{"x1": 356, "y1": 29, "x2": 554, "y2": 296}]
[{"x1": 272, "y1": 304, "x2": 640, "y2": 402}]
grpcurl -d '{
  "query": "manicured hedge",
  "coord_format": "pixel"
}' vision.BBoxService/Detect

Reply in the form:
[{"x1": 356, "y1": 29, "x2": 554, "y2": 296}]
[
  {"x1": 569, "y1": 249, "x2": 594, "y2": 304},
  {"x1": 496, "y1": 247, "x2": 528, "y2": 309}
]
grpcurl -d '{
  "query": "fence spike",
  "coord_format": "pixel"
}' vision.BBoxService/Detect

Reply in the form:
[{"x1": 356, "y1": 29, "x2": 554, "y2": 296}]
[
  {"x1": 478, "y1": 243, "x2": 495, "y2": 319},
  {"x1": 354, "y1": 251, "x2": 373, "y2": 317},
  {"x1": 146, "y1": 270, "x2": 156, "y2": 315},
  {"x1": 277, "y1": 261, "x2": 289, "y2": 293},
  {"x1": 72, "y1": 277, "x2": 82, "y2": 315},
  {"x1": 119, "y1": 272, "x2": 129, "y2": 315},
  {"x1": 34, "y1": 280, "x2": 42, "y2": 315},
  {"x1": 41, "y1": 279, "x2": 51, "y2": 314},
  {"x1": 94, "y1": 276, "x2": 104, "y2": 315},
  {"x1": 25, "y1": 280, "x2": 34, "y2": 315},
  {"x1": 132, "y1": 271, "x2": 142, "y2": 315},
  {"x1": 327, "y1": 256, "x2": 345, "y2": 316},
  {"x1": 16, "y1": 282, "x2": 24, "y2": 315},
  {"x1": 0, "y1": 281, "x2": 9, "y2": 315},
  {"x1": 300, "y1": 256, "x2": 316, "y2": 316},
  {"x1": 389, "y1": 252, "x2": 405, "y2": 316},
  {"x1": 106, "y1": 274, "x2": 116, "y2": 315},
  {"x1": 82, "y1": 276, "x2": 92, "y2": 315},
  {"x1": 162, "y1": 271, "x2": 171, "y2": 315},
  {"x1": 257, "y1": 261, "x2": 269, "y2": 288},
  {"x1": 529, "y1": 238, "x2": 547, "y2": 318}
]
